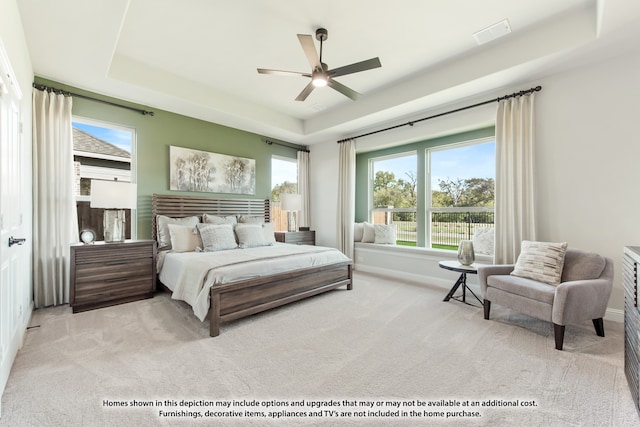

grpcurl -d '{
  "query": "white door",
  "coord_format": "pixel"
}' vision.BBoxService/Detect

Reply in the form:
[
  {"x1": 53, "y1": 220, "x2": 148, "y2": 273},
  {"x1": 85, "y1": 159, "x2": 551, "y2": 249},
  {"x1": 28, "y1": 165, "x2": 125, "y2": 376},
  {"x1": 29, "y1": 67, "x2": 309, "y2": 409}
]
[{"x1": 0, "y1": 48, "x2": 30, "y2": 415}]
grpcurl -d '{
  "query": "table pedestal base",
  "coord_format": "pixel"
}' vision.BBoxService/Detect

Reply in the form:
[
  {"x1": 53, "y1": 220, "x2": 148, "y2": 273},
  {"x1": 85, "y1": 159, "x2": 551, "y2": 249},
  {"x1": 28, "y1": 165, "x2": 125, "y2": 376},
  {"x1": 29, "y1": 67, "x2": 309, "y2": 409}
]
[{"x1": 442, "y1": 272, "x2": 483, "y2": 307}]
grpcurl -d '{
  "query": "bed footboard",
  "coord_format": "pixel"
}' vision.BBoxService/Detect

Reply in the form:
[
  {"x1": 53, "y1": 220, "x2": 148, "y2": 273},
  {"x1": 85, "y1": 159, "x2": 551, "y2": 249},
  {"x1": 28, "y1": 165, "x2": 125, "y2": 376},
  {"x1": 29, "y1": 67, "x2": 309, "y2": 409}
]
[{"x1": 208, "y1": 261, "x2": 352, "y2": 337}]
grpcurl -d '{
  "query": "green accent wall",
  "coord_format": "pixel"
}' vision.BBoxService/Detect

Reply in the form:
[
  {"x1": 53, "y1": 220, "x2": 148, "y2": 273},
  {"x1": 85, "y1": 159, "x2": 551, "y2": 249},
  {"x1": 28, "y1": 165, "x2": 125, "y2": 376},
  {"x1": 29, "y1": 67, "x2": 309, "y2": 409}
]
[
  {"x1": 35, "y1": 77, "x2": 301, "y2": 239},
  {"x1": 355, "y1": 126, "x2": 494, "y2": 246}
]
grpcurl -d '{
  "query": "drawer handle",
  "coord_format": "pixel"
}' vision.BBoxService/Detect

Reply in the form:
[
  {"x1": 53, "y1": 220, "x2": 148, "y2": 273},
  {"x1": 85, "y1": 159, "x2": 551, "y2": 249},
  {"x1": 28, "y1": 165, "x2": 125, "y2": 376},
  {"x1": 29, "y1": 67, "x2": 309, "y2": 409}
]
[{"x1": 105, "y1": 277, "x2": 128, "y2": 283}]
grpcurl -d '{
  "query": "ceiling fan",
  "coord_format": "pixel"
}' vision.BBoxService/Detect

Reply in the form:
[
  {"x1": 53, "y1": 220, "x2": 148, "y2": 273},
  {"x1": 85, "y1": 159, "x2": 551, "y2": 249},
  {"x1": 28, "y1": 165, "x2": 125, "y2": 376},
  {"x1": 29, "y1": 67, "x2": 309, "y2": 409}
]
[{"x1": 257, "y1": 28, "x2": 381, "y2": 102}]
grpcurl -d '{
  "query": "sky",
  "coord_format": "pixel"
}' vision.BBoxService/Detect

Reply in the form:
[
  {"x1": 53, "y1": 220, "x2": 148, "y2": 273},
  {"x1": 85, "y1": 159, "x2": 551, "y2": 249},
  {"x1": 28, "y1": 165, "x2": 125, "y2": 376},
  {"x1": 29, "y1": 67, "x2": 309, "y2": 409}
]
[
  {"x1": 73, "y1": 121, "x2": 133, "y2": 153},
  {"x1": 374, "y1": 141, "x2": 495, "y2": 189},
  {"x1": 272, "y1": 157, "x2": 298, "y2": 186}
]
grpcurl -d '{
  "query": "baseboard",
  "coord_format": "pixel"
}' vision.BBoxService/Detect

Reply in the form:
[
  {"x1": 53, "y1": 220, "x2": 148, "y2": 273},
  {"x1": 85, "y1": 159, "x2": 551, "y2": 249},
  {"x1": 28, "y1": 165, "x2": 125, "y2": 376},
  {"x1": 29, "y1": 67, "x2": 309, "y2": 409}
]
[
  {"x1": 355, "y1": 264, "x2": 452, "y2": 290},
  {"x1": 605, "y1": 308, "x2": 623, "y2": 323}
]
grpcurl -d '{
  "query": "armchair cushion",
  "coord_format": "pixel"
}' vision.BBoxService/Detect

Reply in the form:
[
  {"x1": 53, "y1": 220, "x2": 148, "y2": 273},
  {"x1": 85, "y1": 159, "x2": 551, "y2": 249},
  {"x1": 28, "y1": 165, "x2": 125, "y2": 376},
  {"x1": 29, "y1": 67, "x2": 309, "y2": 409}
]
[
  {"x1": 487, "y1": 275, "x2": 556, "y2": 304},
  {"x1": 510, "y1": 240, "x2": 568, "y2": 285}
]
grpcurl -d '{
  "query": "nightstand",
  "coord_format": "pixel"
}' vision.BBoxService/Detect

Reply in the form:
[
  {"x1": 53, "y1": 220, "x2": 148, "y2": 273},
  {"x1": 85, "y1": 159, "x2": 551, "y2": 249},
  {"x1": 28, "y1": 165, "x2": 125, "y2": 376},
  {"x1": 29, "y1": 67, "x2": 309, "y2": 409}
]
[
  {"x1": 274, "y1": 230, "x2": 316, "y2": 245},
  {"x1": 70, "y1": 240, "x2": 157, "y2": 313}
]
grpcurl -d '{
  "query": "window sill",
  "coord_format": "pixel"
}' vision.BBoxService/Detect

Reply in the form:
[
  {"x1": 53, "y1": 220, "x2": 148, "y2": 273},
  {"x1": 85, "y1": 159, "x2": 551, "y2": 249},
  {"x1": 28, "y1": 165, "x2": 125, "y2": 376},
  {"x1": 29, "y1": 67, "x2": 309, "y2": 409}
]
[{"x1": 354, "y1": 242, "x2": 494, "y2": 264}]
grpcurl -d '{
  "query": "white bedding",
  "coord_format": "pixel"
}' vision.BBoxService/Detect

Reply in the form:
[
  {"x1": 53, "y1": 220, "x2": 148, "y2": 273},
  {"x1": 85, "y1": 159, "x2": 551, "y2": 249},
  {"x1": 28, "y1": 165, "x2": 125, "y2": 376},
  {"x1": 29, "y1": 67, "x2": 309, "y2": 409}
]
[{"x1": 158, "y1": 243, "x2": 351, "y2": 321}]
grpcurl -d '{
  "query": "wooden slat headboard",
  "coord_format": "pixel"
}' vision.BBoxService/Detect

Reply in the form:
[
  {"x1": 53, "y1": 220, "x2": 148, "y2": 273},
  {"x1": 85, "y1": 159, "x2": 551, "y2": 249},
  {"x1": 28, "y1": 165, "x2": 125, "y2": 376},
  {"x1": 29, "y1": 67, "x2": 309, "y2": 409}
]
[{"x1": 151, "y1": 194, "x2": 270, "y2": 240}]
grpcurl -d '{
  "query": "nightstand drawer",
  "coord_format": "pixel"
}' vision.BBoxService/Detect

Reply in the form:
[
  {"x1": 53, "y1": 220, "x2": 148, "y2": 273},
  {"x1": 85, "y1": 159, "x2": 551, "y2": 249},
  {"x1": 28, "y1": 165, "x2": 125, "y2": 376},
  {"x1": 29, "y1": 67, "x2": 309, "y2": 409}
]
[
  {"x1": 73, "y1": 277, "x2": 154, "y2": 304},
  {"x1": 75, "y1": 259, "x2": 153, "y2": 283},
  {"x1": 274, "y1": 231, "x2": 315, "y2": 245}
]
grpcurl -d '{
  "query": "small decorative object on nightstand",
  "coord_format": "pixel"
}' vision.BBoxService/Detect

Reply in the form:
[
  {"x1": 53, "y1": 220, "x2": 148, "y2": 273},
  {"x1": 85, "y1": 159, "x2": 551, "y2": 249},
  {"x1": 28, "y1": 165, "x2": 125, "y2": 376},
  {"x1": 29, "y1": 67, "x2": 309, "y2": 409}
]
[
  {"x1": 70, "y1": 239, "x2": 156, "y2": 313},
  {"x1": 274, "y1": 230, "x2": 315, "y2": 245}
]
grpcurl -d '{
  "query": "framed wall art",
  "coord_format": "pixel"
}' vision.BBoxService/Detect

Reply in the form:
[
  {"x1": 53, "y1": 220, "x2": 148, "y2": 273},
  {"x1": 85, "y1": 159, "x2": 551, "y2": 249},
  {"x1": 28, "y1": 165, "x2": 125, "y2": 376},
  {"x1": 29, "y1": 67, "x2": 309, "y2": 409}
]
[{"x1": 169, "y1": 146, "x2": 256, "y2": 194}]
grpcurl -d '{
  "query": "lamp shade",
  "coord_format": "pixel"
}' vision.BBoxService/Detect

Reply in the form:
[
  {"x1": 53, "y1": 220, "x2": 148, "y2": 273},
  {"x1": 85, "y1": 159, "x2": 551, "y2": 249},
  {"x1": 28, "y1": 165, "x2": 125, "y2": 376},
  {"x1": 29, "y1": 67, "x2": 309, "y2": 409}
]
[
  {"x1": 90, "y1": 180, "x2": 137, "y2": 209},
  {"x1": 280, "y1": 193, "x2": 302, "y2": 211}
]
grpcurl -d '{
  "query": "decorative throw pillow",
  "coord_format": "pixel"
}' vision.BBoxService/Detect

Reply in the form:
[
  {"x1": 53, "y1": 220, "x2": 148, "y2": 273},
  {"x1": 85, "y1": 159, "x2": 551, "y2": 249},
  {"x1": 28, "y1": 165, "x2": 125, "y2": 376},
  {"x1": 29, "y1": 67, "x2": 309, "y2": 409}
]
[
  {"x1": 202, "y1": 213, "x2": 237, "y2": 225},
  {"x1": 197, "y1": 223, "x2": 237, "y2": 252},
  {"x1": 472, "y1": 228, "x2": 495, "y2": 256},
  {"x1": 374, "y1": 224, "x2": 397, "y2": 244},
  {"x1": 235, "y1": 224, "x2": 267, "y2": 248},
  {"x1": 262, "y1": 222, "x2": 276, "y2": 245},
  {"x1": 511, "y1": 240, "x2": 568, "y2": 285},
  {"x1": 156, "y1": 215, "x2": 200, "y2": 249},
  {"x1": 354, "y1": 223, "x2": 364, "y2": 242},
  {"x1": 361, "y1": 222, "x2": 375, "y2": 243},
  {"x1": 167, "y1": 223, "x2": 202, "y2": 252},
  {"x1": 237, "y1": 215, "x2": 264, "y2": 224}
]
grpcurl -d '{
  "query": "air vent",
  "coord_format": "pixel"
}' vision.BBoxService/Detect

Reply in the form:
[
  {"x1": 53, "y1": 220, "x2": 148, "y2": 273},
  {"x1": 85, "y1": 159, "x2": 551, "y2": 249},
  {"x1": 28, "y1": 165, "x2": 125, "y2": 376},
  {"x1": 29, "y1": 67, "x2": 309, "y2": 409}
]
[{"x1": 473, "y1": 19, "x2": 512, "y2": 45}]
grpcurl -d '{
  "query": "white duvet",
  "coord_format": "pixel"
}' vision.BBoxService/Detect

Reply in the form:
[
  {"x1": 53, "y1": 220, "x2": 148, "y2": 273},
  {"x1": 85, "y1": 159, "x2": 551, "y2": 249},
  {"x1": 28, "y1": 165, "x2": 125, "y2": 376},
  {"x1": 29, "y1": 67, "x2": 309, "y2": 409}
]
[{"x1": 158, "y1": 243, "x2": 351, "y2": 321}]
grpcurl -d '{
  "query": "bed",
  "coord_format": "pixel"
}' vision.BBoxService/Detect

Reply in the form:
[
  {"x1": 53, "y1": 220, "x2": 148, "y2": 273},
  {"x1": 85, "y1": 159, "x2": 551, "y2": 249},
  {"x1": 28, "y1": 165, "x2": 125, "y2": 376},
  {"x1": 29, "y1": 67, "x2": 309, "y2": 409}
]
[{"x1": 152, "y1": 194, "x2": 353, "y2": 337}]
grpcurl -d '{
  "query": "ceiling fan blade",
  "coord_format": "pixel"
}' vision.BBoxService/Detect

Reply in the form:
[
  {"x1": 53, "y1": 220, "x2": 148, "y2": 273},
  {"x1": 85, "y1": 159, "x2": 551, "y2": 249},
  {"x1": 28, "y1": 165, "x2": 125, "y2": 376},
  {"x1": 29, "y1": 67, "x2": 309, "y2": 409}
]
[
  {"x1": 328, "y1": 57, "x2": 381, "y2": 78},
  {"x1": 257, "y1": 68, "x2": 311, "y2": 78},
  {"x1": 295, "y1": 81, "x2": 316, "y2": 101},
  {"x1": 327, "y1": 79, "x2": 360, "y2": 101},
  {"x1": 297, "y1": 34, "x2": 320, "y2": 69}
]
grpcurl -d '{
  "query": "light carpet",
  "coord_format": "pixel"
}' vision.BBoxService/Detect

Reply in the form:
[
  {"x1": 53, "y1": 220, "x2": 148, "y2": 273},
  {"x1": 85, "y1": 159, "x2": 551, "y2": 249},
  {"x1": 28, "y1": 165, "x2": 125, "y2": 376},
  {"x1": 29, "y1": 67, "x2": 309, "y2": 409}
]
[{"x1": 0, "y1": 272, "x2": 638, "y2": 426}]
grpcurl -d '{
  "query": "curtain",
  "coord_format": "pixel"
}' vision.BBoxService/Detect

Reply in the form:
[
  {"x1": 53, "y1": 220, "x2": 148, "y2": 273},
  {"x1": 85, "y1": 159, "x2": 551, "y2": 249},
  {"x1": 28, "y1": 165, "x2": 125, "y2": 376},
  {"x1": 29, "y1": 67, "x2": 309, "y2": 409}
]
[
  {"x1": 337, "y1": 140, "x2": 355, "y2": 259},
  {"x1": 32, "y1": 88, "x2": 79, "y2": 307},
  {"x1": 297, "y1": 150, "x2": 310, "y2": 228},
  {"x1": 494, "y1": 93, "x2": 536, "y2": 264}
]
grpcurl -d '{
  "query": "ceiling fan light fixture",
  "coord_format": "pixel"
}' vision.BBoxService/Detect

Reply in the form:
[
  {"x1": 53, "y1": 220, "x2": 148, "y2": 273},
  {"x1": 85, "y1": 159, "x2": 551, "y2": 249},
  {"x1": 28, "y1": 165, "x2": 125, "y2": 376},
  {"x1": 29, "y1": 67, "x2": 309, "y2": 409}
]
[{"x1": 312, "y1": 72, "x2": 328, "y2": 87}]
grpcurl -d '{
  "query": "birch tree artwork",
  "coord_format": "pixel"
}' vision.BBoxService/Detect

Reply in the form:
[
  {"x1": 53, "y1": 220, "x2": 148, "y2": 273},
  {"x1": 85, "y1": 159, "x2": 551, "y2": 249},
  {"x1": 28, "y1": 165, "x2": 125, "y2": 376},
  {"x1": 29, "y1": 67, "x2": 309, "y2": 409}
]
[{"x1": 169, "y1": 146, "x2": 255, "y2": 194}]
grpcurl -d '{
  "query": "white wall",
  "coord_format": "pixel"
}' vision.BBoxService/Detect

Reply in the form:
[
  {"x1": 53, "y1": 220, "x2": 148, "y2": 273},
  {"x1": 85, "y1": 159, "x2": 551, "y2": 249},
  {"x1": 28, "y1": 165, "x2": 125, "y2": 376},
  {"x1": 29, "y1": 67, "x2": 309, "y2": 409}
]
[{"x1": 310, "y1": 49, "x2": 640, "y2": 320}]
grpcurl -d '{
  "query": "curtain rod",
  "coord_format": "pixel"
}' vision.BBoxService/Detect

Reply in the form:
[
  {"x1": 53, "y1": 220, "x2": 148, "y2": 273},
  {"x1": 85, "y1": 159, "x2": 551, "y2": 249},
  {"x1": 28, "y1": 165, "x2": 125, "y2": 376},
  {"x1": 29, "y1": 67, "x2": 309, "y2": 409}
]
[
  {"x1": 336, "y1": 85, "x2": 541, "y2": 144},
  {"x1": 33, "y1": 83, "x2": 155, "y2": 116},
  {"x1": 264, "y1": 139, "x2": 310, "y2": 152}
]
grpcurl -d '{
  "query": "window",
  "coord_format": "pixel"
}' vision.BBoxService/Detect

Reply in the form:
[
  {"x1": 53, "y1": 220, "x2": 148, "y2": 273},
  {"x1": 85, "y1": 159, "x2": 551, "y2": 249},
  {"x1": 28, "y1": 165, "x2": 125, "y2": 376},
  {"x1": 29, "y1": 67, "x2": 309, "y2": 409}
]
[
  {"x1": 72, "y1": 117, "x2": 136, "y2": 238},
  {"x1": 72, "y1": 118, "x2": 135, "y2": 198},
  {"x1": 370, "y1": 152, "x2": 417, "y2": 246},
  {"x1": 271, "y1": 156, "x2": 297, "y2": 231},
  {"x1": 363, "y1": 131, "x2": 495, "y2": 252},
  {"x1": 428, "y1": 140, "x2": 495, "y2": 250}
]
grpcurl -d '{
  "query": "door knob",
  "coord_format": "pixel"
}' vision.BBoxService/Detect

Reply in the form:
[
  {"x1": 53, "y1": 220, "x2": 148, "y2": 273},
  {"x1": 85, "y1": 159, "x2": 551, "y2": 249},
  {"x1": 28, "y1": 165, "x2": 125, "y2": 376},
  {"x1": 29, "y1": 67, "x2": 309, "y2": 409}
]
[{"x1": 8, "y1": 236, "x2": 26, "y2": 247}]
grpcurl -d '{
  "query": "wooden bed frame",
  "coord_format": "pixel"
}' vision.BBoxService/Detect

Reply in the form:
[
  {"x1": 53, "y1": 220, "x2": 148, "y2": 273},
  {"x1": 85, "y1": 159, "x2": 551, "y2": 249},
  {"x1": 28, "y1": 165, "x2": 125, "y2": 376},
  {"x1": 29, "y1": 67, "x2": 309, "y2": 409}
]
[{"x1": 152, "y1": 194, "x2": 353, "y2": 337}]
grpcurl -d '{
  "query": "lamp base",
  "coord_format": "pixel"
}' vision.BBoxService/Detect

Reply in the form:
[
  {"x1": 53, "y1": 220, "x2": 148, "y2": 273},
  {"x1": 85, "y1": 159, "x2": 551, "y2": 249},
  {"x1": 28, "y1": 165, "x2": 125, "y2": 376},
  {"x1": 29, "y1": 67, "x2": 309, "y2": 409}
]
[
  {"x1": 287, "y1": 211, "x2": 297, "y2": 232},
  {"x1": 103, "y1": 209, "x2": 126, "y2": 243}
]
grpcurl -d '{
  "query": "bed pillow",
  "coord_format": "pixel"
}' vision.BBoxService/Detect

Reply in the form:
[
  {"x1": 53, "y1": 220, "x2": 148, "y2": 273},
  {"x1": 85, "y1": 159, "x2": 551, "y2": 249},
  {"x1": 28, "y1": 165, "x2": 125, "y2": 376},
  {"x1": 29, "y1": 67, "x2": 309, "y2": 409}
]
[
  {"x1": 237, "y1": 215, "x2": 265, "y2": 224},
  {"x1": 361, "y1": 222, "x2": 375, "y2": 243},
  {"x1": 197, "y1": 223, "x2": 238, "y2": 252},
  {"x1": 374, "y1": 224, "x2": 397, "y2": 244},
  {"x1": 167, "y1": 223, "x2": 202, "y2": 252},
  {"x1": 262, "y1": 222, "x2": 276, "y2": 245},
  {"x1": 235, "y1": 224, "x2": 267, "y2": 248},
  {"x1": 156, "y1": 215, "x2": 200, "y2": 249},
  {"x1": 202, "y1": 213, "x2": 237, "y2": 225},
  {"x1": 511, "y1": 240, "x2": 568, "y2": 285}
]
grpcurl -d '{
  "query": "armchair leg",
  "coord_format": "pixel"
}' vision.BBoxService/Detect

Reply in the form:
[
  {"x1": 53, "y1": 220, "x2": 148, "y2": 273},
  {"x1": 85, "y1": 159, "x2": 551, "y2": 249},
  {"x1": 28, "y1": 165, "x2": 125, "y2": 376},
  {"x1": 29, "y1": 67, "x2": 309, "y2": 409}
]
[
  {"x1": 593, "y1": 318, "x2": 605, "y2": 337},
  {"x1": 554, "y1": 324, "x2": 565, "y2": 350},
  {"x1": 484, "y1": 300, "x2": 491, "y2": 320}
]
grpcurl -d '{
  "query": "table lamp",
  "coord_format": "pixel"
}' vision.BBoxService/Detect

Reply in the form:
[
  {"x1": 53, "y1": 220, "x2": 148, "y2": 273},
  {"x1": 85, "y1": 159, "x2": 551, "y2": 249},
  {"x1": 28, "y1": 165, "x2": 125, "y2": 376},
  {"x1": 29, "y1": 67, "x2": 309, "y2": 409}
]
[
  {"x1": 90, "y1": 179, "x2": 137, "y2": 242},
  {"x1": 280, "y1": 193, "x2": 302, "y2": 232}
]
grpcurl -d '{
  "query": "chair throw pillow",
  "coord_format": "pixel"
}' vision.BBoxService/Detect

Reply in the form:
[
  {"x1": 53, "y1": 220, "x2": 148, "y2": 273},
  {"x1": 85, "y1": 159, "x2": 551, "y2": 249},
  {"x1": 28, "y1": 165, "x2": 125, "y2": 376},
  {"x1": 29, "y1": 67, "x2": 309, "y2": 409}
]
[{"x1": 511, "y1": 240, "x2": 568, "y2": 286}]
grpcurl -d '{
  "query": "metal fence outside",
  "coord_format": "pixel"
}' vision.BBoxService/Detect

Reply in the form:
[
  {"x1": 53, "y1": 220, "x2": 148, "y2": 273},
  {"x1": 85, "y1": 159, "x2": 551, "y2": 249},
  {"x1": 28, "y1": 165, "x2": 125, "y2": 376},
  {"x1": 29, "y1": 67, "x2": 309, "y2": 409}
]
[{"x1": 372, "y1": 208, "x2": 494, "y2": 249}]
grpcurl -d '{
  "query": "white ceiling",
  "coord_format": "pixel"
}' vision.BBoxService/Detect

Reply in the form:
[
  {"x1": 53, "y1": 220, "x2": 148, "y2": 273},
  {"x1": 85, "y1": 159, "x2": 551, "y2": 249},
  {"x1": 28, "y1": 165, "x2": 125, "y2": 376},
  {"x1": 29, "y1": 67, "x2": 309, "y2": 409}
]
[{"x1": 16, "y1": 0, "x2": 640, "y2": 145}]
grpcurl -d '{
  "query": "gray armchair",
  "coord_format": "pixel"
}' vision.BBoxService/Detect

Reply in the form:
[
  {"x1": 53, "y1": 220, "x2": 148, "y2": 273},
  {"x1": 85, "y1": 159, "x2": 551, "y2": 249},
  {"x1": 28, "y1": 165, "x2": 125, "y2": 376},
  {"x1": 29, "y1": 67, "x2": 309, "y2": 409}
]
[{"x1": 478, "y1": 248, "x2": 614, "y2": 350}]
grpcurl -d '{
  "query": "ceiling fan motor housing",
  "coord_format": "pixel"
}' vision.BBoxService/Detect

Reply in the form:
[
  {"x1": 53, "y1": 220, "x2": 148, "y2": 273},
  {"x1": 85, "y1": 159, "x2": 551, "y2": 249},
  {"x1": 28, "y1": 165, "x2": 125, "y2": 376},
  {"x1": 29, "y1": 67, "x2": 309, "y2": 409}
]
[{"x1": 315, "y1": 28, "x2": 328, "y2": 42}]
